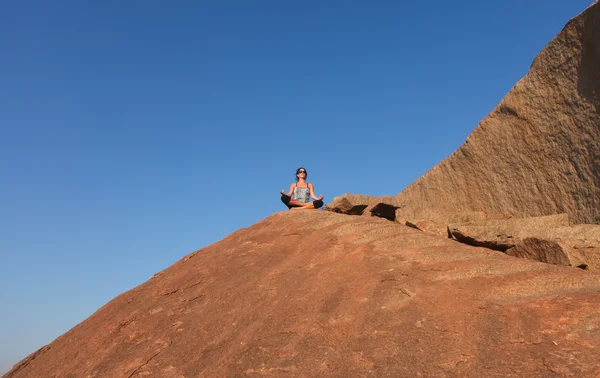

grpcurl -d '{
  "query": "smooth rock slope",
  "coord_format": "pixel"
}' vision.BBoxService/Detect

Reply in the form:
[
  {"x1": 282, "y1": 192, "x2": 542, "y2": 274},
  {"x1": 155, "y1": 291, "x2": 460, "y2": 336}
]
[{"x1": 5, "y1": 211, "x2": 600, "y2": 377}]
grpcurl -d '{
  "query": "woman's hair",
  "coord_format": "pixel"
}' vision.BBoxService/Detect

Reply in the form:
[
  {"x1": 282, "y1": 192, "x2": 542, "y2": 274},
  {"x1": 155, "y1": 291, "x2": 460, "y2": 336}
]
[{"x1": 296, "y1": 167, "x2": 307, "y2": 181}]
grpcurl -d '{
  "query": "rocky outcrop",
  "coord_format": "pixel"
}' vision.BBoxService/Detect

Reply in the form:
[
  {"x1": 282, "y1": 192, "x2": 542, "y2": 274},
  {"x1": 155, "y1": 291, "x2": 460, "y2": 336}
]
[
  {"x1": 550, "y1": 224, "x2": 600, "y2": 268},
  {"x1": 6, "y1": 210, "x2": 600, "y2": 377},
  {"x1": 328, "y1": 198, "x2": 598, "y2": 270},
  {"x1": 448, "y1": 214, "x2": 600, "y2": 269},
  {"x1": 327, "y1": 195, "x2": 402, "y2": 221},
  {"x1": 448, "y1": 214, "x2": 598, "y2": 249},
  {"x1": 326, "y1": 193, "x2": 375, "y2": 215},
  {"x1": 448, "y1": 214, "x2": 573, "y2": 251},
  {"x1": 506, "y1": 238, "x2": 588, "y2": 269},
  {"x1": 549, "y1": 224, "x2": 600, "y2": 249},
  {"x1": 395, "y1": 1, "x2": 600, "y2": 225},
  {"x1": 362, "y1": 196, "x2": 400, "y2": 221}
]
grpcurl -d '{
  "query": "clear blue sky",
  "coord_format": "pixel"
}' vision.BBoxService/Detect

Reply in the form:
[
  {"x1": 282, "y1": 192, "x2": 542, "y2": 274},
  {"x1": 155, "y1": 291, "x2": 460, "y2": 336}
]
[{"x1": 0, "y1": 0, "x2": 592, "y2": 373}]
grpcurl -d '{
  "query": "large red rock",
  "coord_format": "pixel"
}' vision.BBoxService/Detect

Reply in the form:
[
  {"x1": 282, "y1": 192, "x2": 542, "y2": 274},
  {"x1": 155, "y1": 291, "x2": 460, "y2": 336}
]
[
  {"x1": 5, "y1": 211, "x2": 600, "y2": 377},
  {"x1": 448, "y1": 214, "x2": 600, "y2": 269},
  {"x1": 506, "y1": 237, "x2": 588, "y2": 269},
  {"x1": 362, "y1": 196, "x2": 401, "y2": 221},
  {"x1": 544, "y1": 224, "x2": 600, "y2": 269},
  {"x1": 394, "y1": 1, "x2": 600, "y2": 225},
  {"x1": 448, "y1": 213, "x2": 573, "y2": 251},
  {"x1": 549, "y1": 224, "x2": 600, "y2": 249},
  {"x1": 326, "y1": 193, "x2": 375, "y2": 215}
]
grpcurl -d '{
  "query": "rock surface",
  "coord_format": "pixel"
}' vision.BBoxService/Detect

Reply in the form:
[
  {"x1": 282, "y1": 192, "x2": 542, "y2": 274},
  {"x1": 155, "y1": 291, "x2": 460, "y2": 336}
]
[
  {"x1": 550, "y1": 224, "x2": 600, "y2": 269},
  {"x1": 448, "y1": 213, "x2": 573, "y2": 251},
  {"x1": 395, "y1": 1, "x2": 600, "y2": 225},
  {"x1": 362, "y1": 196, "x2": 401, "y2": 221},
  {"x1": 449, "y1": 213, "x2": 598, "y2": 243},
  {"x1": 326, "y1": 193, "x2": 375, "y2": 215},
  {"x1": 449, "y1": 214, "x2": 600, "y2": 269},
  {"x1": 444, "y1": 211, "x2": 513, "y2": 224},
  {"x1": 405, "y1": 219, "x2": 449, "y2": 237},
  {"x1": 6, "y1": 211, "x2": 600, "y2": 377},
  {"x1": 548, "y1": 224, "x2": 600, "y2": 249},
  {"x1": 506, "y1": 237, "x2": 588, "y2": 269}
]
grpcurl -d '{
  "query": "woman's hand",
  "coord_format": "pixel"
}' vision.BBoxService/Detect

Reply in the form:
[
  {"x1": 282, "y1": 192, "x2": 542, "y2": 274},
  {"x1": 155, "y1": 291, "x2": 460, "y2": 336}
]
[
  {"x1": 319, "y1": 194, "x2": 324, "y2": 200},
  {"x1": 280, "y1": 189, "x2": 285, "y2": 195}
]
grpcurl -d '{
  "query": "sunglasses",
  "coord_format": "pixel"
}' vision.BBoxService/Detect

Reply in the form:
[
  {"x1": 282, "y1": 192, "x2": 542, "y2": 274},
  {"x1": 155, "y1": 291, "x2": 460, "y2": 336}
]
[{"x1": 297, "y1": 170, "x2": 306, "y2": 174}]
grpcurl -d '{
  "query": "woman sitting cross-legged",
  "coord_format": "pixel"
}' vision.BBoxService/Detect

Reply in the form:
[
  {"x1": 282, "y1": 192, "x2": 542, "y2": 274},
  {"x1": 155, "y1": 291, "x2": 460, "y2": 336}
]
[{"x1": 280, "y1": 167, "x2": 324, "y2": 209}]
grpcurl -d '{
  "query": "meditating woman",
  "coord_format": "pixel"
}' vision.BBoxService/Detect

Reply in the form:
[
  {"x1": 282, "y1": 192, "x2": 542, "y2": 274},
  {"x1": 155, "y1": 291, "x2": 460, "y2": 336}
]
[{"x1": 280, "y1": 167, "x2": 324, "y2": 209}]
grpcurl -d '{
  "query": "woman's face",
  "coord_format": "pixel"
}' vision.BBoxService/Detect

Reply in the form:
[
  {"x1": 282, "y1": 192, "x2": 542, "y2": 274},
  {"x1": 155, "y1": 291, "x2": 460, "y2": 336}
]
[{"x1": 296, "y1": 169, "x2": 307, "y2": 179}]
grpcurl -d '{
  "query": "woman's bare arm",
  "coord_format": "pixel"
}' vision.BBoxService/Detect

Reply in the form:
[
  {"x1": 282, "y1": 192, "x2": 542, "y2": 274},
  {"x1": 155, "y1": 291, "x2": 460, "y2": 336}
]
[
  {"x1": 308, "y1": 183, "x2": 324, "y2": 201},
  {"x1": 280, "y1": 183, "x2": 295, "y2": 196}
]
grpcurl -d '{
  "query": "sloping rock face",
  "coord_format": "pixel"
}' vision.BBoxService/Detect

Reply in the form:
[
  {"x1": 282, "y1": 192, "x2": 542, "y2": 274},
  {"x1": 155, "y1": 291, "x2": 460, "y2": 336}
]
[
  {"x1": 395, "y1": 2, "x2": 600, "y2": 225},
  {"x1": 6, "y1": 211, "x2": 600, "y2": 377}
]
